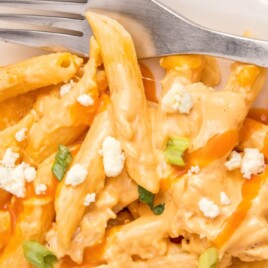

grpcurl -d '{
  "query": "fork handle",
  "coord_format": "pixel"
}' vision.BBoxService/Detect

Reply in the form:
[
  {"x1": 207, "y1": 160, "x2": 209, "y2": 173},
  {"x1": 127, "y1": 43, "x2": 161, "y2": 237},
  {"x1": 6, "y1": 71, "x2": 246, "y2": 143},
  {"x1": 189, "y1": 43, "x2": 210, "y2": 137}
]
[
  {"x1": 187, "y1": 26, "x2": 268, "y2": 67},
  {"x1": 155, "y1": 0, "x2": 268, "y2": 68}
]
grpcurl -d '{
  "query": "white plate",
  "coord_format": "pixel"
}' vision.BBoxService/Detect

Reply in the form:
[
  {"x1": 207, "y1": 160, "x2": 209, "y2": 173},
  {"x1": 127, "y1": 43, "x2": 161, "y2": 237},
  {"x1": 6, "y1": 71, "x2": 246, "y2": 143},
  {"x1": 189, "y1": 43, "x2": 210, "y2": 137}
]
[{"x1": 0, "y1": 0, "x2": 268, "y2": 107}]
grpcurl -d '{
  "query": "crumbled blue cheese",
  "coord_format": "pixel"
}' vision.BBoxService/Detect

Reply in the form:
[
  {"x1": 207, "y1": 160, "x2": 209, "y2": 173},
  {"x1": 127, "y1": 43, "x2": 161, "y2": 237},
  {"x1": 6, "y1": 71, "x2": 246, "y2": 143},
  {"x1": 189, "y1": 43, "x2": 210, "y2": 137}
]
[
  {"x1": 76, "y1": 94, "x2": 94, "y2": 107},
  {"x1": 65, "y1": 164, "x2": 88, "y2": 186},
  {"x1": 101, "y1": 136, "x2": 125, "y2": 177},
  {"x1": 198, "y1": 198, "x2": 220, "y2": 219},
  {"x1": 35, "y1": 183, "x2": 47, "y2": 195},
  {"x1": 0, "y1": 150, "x2": 36, "y2": 198},
  {"x1": 161, "y1": 81, "x2": 193, "y2": 114},
  {"x1": 15, "y1": 128, "x2": 28, "y2": 142},
  {"x1": 220, "y1": 192, "x2": 231, "y2": 206},
  {"x1": 0, "y1": 164, "x2": 26, "y2": 198},
  {"x1": 0, "y1": 148, "x2": 19, "y2": 168},
  {"x1": 60, "y1": 79, "x2": 75, "y2": 97},
  {"x1": 225, "y1": 151, "x2": 242, "y2": 171},
  {"x1": 241, "y1": 148, "x2": 265, "y2": 179},
  {"x1": 24, "y1": 166, "x2": 37, "y2": 183},
  {"x1": 83, "y1": 193, "x2": 96, "y2": 206}
]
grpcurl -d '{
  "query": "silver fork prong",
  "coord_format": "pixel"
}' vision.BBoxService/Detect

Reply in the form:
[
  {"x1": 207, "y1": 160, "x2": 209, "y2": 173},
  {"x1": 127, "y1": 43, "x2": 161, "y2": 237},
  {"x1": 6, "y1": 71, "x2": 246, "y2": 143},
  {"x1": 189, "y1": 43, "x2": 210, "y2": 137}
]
[
  {"x1": 0, "y1": 0, "x2": 85, "y2": 14},
  {"x1": 0, "y1": 13, "x2": 89, "y2": 34},
  {"x1": 0, "y1": 28, "x2": 89, "y2": 56}
]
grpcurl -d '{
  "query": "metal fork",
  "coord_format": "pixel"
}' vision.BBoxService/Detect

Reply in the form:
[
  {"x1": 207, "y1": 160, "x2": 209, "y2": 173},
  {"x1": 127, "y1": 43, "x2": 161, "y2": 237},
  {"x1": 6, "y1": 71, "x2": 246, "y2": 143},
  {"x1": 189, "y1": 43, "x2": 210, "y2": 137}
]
[{"x1": 1, "y1": 0, "x2": 268, "y2": 67}]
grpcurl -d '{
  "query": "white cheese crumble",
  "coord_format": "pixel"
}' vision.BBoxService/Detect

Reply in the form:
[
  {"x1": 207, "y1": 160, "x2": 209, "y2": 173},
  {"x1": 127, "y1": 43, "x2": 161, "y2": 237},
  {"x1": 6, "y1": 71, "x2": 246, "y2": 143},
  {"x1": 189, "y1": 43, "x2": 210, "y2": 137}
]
[
  {"x1": 241, "y1": 148, "x2": 265, "y2": 179},
  {"x1": 77, "y1": 94, "x2": 94, "y2": 107},
  {"x1": 15, "y1": 128, "x2": 28, "y2": 142},
  {"x1": 24, "y1": 166, "x2": 37, "y2": 183},
  {"x1": 220, "y1": 192, "x2": 231, "y2": 206},
  {"x1": 0, "y1": 149, "x2": 37, "y2": 198},
  {"x1": 161, "y1": 81, "x2": 193, "y2": 114},
  {"x1": 0, "y1": 164, "x2": 26, "y2": 198},
  {"x1": 198, "y1": 198, "x2": 220, "y2": 219},
  {"x1": 225, "y1": 151, "x2": 242, "y2": 171},
  {"x1": 101, "y1": 136, "x2": 125, "y2": 177},
  {"x1": 60, "y1": 80, "x2": 75, "y2": 97},
  {"x1": 65, "y1": 164, "x2": 88, "y2": 186},
  {"x1": 188, "y1": 165, "x2": 200, "y2": 176},
  {"x1": 35, "y1": 184, "x2": 47, "y2": 195},
  {"x1": 0, "y1": 148, "x2": 19, "y2": 168},
  {"x1": 83, "y1": 193, "x2": 96, "y2": 206}
]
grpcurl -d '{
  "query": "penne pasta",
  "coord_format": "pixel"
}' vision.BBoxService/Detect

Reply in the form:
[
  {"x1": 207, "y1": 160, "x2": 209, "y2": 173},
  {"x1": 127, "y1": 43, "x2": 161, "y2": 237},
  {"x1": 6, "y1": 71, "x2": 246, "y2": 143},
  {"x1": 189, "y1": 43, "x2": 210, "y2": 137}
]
[
  {"x1": 239, "y1": 118, "x2": 268, "y2": 154},
  {"x1": 54, "y1": 109, "x2": 112, "y2": 249},
  {"x1": 223, "y1": 62, "x2": 267, "y2": 108},
  {"x1": 160, "y1": 55, "x2": 206, "y2": 83},
  {"x1": 49, "y1": 171, "x2": 138, "y2": 263},
  {"x1": 87, "y1": 13, "x2": 160, "y2": 193},
  {"x1": 24, "y1": 38, "x2": 101, "y2": 163},
  {"x1": 200, "y1": 56, "x2": 221, "y2": 87},
  {"x1": 0, "y1": 53, "x2": 83, "y2": 102},
  {"x1": 0, "y1": 92, "x2": 36, "y2": 131},
  {"x1": 0, "y1": 111, "x2": 36, "y2": 158}
]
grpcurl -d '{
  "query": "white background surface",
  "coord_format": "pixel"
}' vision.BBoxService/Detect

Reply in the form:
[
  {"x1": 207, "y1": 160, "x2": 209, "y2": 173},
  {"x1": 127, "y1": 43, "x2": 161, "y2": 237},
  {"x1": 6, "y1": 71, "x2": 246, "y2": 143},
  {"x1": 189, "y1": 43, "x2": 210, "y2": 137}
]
[{"x1": 0, "y1": 0, "x2": 268, "y2": 106}]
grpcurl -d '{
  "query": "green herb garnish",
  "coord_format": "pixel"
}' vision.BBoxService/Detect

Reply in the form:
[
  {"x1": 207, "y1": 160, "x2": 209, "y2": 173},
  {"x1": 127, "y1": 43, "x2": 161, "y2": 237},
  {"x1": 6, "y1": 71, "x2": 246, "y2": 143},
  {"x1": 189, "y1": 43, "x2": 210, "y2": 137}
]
[
  {"x1": 198, "y1": 247, "x2": 218, "y2": 268},
  {"x1": 138, "y1": 185, "x2": 165, "y2": 215},
  {"x1": 151, "y1": 203, "x2": 165, "y2": 215},
  {"x1": 23, "y1": 240, "x2": 58, "y2": 268},
  {"x1": 52, "y1": 144, "x2": 72, "y2": 181},
  {"x1": 164, "y1": 136, "x2": 189, "y2": 166},
  {"x1": 138, "y1": 185, "x2": 154, "y2": 208}
]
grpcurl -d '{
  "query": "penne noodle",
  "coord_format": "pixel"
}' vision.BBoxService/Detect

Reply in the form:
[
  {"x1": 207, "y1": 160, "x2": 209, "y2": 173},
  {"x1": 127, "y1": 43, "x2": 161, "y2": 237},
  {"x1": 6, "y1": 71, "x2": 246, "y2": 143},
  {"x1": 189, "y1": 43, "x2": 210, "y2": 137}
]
[
  {"x1": 54, "y1": 109, "x2": 112, "y2": 249},
  {"x1": 0, "y1": 53, "x2": 83, "y2": 102},
  {"x1": 0, "y1": 111, "x2": 36, "y2": 158},
  {"x1": 160, "y1": 55, "x2": 205, "y2": 83},
  {"x1": 25, "y1": 38, "x2": 101, "y2": 163},
  {"x1": 156, "y1": 65, "x2": 252, "y2": 153},
  {"x1": 32, "y1": 84, "x2": 61, "y2": 118},
  {"x1": 49, "y1": 171, "x2": 137, "y2": 263},
  {"x1": 223, "y1": 62, "x2": 267, "y2": 109},
  {"x1": 239, "y1": 118, "x2": 268, "y2": 152},
  {"x1": 200, "y1": 56, "x2": 221, "y2": 87},
  {"x1": 87, "y1": 12, "x2": 160, "y2": 193},
  {"x1": 0, "y1": 92, "x2": 36, "y2": 131}
]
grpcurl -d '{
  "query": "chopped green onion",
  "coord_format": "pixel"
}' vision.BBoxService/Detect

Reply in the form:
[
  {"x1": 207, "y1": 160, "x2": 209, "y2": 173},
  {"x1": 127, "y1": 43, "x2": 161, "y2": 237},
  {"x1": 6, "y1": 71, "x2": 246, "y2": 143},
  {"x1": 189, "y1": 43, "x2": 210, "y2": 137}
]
[
  {"x1": 52, "y1": 144, "x2": 72, "y2": 181},
  {"x1": 23, "y1": 240, "x2": 58, "y2": 268},
  {"x1": 138, "y1": 185, "x2": 155, "y2": 208},
  {"x1": 138, "y1": 186, "x2": 165, "y2": 215},
  {"x1": 151, "y1": 203, "x2": 165, "y2": 215},
  {"x1": 198, "y1": 247, "x2": 218, "y2": 268},
  {"x1": 164, "y1": 136, "x2": 189, "y2": 166}
]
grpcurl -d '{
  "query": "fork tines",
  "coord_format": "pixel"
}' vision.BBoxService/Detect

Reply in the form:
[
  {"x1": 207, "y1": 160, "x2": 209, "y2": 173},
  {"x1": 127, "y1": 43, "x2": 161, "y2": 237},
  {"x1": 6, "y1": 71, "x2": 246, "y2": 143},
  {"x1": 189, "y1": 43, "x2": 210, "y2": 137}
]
[
  {"x1": 0, "y1": 1, "x2": 90, "y2": 55},
  {"x1": 0, "y1": 0, "x2": 86, "y2": 14}
]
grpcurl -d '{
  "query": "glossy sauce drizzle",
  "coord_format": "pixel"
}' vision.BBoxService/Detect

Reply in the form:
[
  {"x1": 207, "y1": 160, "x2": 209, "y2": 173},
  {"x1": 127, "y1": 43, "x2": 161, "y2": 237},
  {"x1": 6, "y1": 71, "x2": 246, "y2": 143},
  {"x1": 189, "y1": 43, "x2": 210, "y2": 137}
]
[
  {"x1": 140, "y1": 62, "x2": 158, "y2": 103},
  {"x1": 248, "y1": 108, "x2": 268, "y2": 125}
]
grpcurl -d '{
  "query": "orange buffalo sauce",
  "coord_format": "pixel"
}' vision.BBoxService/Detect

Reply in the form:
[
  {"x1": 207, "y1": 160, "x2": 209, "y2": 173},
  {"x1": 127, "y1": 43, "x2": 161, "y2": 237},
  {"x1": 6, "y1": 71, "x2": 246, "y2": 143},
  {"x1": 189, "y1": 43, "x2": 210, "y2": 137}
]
[
  {"x1": 248, "y1": 108, "x2": 268, "y2": 125},
  {"x1": 214, "y1": 168, "x2": 268, "y2": 248},
  {"x1": 161, "y1": 129, "x2": 239, "y2": 191},
  {"x1": 186, "y1": 129, "x2": 239, "y2": 169},
  {"x1": 139, "y1": 62, "x2": 158, "y2": 103}
]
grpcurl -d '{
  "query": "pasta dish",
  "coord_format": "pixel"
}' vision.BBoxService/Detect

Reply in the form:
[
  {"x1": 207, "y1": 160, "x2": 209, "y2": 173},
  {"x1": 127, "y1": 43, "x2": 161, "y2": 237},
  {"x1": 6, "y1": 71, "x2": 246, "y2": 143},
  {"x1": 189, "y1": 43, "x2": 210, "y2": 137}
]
[{"x1": 0, "y1": 12, "x2": 268, "y2": 268}]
